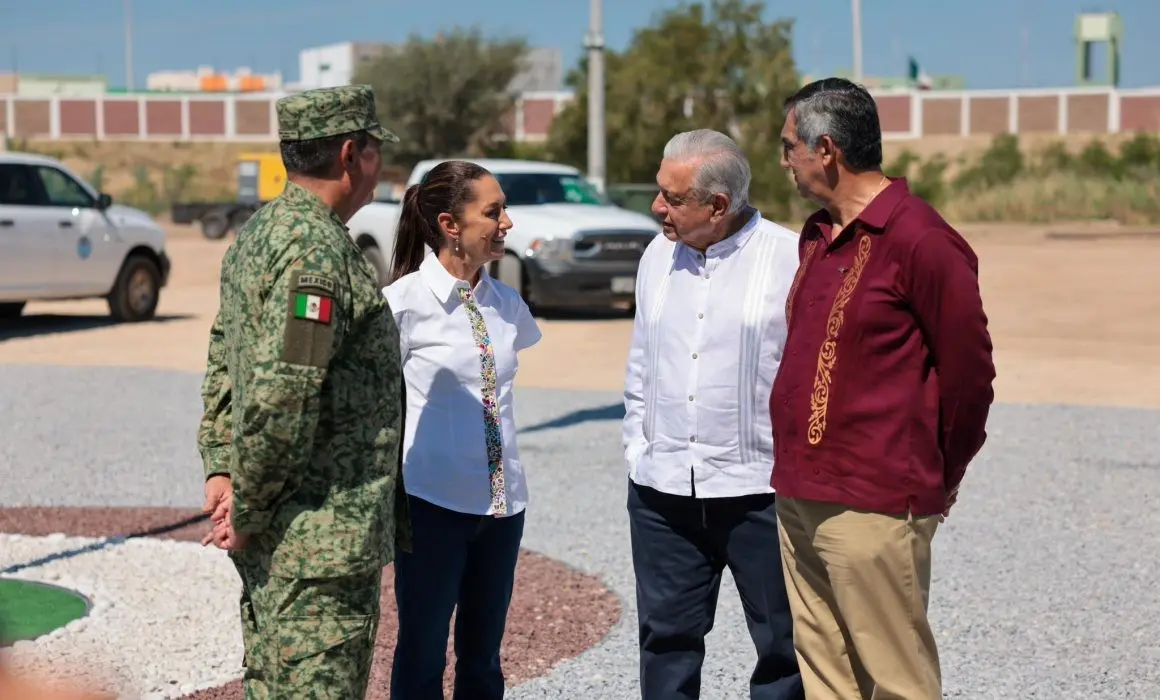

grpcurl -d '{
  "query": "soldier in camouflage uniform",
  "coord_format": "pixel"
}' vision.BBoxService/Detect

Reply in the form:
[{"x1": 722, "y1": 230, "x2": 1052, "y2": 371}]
[{"x1": 196, "y1": 84, "x2": 407, "y2": 700}]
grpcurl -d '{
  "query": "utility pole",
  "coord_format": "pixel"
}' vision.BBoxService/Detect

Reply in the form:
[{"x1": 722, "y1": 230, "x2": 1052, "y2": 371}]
[
  {"x1": 851, "y1": 0, "x2": 863, "y2": 82},
  {"x1": 584, "y1": 0, "x2": 606, "y2": 193},
  {"x1": 124, "y1": 0, "x2": 134, "y2": 91}
]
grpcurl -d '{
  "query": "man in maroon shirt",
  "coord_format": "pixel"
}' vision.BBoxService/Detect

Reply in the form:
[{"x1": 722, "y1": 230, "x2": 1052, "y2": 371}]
[{"x1": 770, "y1": 77, "x2": 996, "y2": 699}]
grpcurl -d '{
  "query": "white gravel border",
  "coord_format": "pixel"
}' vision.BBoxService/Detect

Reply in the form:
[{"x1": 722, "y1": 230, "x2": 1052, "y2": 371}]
[{"x1": 2, "y1": 533, "x2": 243, "y2": 698}]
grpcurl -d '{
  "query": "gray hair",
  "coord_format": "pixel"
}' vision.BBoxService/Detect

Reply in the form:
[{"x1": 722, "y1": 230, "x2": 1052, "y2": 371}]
[
  {"x1": 783, "y1": 78, "x2": 882, "y2": 171},
  {"x1": 662, "y1": 129, "x2": 751, "y2": 214}
]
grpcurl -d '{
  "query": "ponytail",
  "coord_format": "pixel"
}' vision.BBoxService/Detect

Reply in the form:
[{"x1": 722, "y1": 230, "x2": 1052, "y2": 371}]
[
  {"x1": 386, "y1": 160, "x2": 493, "y2": 285},
  {"x1": 389, "y1": 184, "x2": 431, "y2": 285}
]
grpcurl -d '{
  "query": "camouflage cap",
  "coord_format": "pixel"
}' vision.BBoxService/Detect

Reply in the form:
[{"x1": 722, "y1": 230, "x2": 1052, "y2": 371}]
[{"x1": 276, "y1": 84, "x2": 399, "y2": 144}]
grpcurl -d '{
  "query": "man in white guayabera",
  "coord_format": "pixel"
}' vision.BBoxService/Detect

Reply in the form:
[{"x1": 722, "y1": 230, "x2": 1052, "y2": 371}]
[{"x1": 622, "y1": 129, "x2": 804, "y2": 700}]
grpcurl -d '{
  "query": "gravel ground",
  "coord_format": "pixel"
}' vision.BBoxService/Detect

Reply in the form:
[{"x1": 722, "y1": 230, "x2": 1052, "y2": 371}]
[
  {"x1": 0, "y1": 508, "x2": 619, "y2": 700},
  {"x1": 0, "y1": 533, "x2": 243, "y2": 697},
  {"x1": 3, "y1": 364, "x2": 1160, "y2": 698}
]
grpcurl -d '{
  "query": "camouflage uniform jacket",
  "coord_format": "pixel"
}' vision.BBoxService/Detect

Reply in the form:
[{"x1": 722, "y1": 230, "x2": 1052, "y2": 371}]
[{"x1": 197, "y1": 181, "x2": 404, "y2": 579}]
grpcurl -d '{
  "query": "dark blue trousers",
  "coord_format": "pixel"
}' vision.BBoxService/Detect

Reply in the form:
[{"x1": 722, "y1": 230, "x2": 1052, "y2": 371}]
[
  {"x1": 628, "y1": 479, "x2": 803, "y2": 700},
  {"x1": 390, "y1": 495, "x2": 525, "y2": 700}
]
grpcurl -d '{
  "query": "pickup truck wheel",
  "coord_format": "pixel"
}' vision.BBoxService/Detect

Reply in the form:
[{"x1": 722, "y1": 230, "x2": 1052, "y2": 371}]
[
  {"x1": 0, "y1": 302, "x2": 25, "y2": 319},
  {"x1": 362, "y1": 245, "x2": 389, "y2": 286},
  {"x1": 108, "y1": 255, "x2": 161, "y2": 322},
  {"x1": 201, "y1": 213, "x2": 229, "y2": 240}
]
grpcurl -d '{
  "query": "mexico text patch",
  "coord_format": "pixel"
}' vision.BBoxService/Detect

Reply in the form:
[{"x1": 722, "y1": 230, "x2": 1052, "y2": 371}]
[{"x1": 296, "y1": 274, "x2": 336, "y2": 295}]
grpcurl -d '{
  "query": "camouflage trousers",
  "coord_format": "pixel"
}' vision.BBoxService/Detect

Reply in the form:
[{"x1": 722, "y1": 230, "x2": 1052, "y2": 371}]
[{"x1": 230, "y1": 553, "x2": 382, "y2": 700}]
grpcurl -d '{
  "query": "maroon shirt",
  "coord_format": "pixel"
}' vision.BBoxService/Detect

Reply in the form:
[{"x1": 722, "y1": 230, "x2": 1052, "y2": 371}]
[{"x1": 770, "y1": 178, "x2": 996, "y2": 516}]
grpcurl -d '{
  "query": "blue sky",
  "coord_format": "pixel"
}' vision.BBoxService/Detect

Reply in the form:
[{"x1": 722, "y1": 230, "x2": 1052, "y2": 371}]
[{"x1": 2, "y1": 0, "x2": 1157, "y2": 90}]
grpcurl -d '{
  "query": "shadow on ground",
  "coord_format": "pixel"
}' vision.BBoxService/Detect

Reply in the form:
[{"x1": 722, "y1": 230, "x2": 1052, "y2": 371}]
[
  {"x1": 0, "y1": 314, "x2": 193, "y2": 341},
  {"x1": 520, "y1": 403, "x2": 625, "y2": 434},
  {"x1": 1044, "y1": 229, "x2": 1160, "y2": 241}
]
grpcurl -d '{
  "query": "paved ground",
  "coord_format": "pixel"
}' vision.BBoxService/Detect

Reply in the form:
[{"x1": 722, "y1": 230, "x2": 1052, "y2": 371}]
[
  {"x1": 2, "y1": 223, "x2": 1158, "y2": 407},
  {"x1": 2, "y1": 222, "x2": 1159, "y2": 698}
]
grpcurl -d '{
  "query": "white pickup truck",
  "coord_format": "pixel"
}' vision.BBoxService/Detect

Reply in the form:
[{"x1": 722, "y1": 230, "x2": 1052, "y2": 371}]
[
  {"x1": 346, "y1": 158, "x2": 661, "y2": 311},
  {"x1": 0, "y1": 152, "x2": 170, "y2": 321}
]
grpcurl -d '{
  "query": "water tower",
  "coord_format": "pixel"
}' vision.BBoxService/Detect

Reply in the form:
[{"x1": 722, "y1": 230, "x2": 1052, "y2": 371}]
[{"x1": 1074, "y1": 11, "x2": 1122, "y2": 87}]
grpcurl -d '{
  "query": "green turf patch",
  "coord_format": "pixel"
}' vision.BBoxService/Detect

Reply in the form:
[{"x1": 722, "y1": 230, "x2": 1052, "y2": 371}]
[{"x1": 0, "y1": 578, "x2": 90, "y2": 643}]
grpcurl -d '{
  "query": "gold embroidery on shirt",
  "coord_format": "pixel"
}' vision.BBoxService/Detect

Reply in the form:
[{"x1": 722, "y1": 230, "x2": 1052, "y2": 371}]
[
  {"x1": 785, "y1": 239, "x2": 819, "y2": 328},
  {"x1": 807, "y1": 234, "x2": 873, "y2": 446}
]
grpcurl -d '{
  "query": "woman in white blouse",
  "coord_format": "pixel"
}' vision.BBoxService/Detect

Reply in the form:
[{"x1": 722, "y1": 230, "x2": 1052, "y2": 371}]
[{"x1": 383, "y1": 159, "x2": 541, "y2": 699}]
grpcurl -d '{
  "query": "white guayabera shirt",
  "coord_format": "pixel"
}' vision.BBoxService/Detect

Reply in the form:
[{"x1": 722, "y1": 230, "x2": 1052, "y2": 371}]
[{"x1": 622, "y1": 210, "x2": 801, "y2": 499}]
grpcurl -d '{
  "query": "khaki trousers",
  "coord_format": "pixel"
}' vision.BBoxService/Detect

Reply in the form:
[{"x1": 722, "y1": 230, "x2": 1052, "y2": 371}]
[{"x1": 775, "y1": 497, "x2": 941, "y2": 700}]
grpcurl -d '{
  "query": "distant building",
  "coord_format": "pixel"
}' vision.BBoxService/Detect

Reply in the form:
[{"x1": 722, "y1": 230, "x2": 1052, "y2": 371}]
[
  {"x1": 292, "y1": 42, "x2": 392, "y2": 91},
  {"x1": 290, "y1": 41, "x2": 563, "y2": 93},
  {"x1": 510, "y1": 47, "x2": 564, "y2": 93},
  {"x1": 5, "y1": 73, "x2": 107, "y2": 97},
  {"x1": 511, "y1": 90, "x2": 573, "y2": 142},
  {"x1": 285, "y1": 40, "x2": 568, "y2": 142},
  {"x1": 145, "y1": 66, "x2": 283, "y2": 93}
]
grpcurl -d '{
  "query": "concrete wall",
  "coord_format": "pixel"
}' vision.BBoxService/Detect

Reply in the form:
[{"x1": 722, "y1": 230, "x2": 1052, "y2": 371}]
[
  {"x1": 874, "y1": 87, "x2": 1160, "y2": 137},
  {"x1": 2, "y1": 87, "x2": 1158, "y2": 143}
]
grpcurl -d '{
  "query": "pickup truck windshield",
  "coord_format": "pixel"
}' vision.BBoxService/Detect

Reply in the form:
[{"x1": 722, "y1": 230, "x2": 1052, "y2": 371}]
[
  {"x1": 376, "y1": 172, "x2": 609, "y2": 206},
  {"x1": 493, "y1": 173, "x2": 607, "y2": 206}
]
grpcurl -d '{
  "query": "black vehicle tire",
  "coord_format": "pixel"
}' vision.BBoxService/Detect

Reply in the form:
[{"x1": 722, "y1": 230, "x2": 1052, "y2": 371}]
[
  {"x1": 107, "y1": 255, "x2": 162, "y2": 322},
  {"x1": 201, "y1": 213, "x2": 230, "y2": 240}
]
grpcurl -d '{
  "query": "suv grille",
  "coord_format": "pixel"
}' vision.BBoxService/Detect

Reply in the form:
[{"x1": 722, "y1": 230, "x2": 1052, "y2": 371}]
[{"x1": 573, "y1": 230, "x2": 656, "y2": 262}]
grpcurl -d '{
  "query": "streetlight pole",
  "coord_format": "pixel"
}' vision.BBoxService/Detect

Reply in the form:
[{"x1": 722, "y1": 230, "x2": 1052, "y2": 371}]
[
  {"x1": 124, "y1": 0, "x2": 134, "y2": 91},
  {"x1": 851, "y1": 0, "x2": 863, "y2": 82},
  {"x1": 585, "y1": 0, "x2": 606, "y2": 193}
]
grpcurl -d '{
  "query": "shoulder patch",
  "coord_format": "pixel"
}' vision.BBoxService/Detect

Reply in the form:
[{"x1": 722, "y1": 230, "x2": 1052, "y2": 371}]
[
  {"x1": 295, "y1": 273, "x2": 337, "y2": 295},
  {"x1": 289, "y1": 270, "x2": 337, "y2": 325},
  {"x1": 283, "y1": 270, "x2": 341, "y2": 367}
]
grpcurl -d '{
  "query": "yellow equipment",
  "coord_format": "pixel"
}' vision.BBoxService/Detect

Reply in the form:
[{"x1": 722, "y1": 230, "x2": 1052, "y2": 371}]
[{"x1": 236, "y1": 151, "x2": 287, "y2": 204}]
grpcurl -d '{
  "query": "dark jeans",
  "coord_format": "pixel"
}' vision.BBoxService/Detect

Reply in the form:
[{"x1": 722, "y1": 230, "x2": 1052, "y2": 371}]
[
  {"x1": 390, "y1": 495, "x2": 525, "y2": 700},
  {"x1": 628, "y1": 479, "x2": 803, "y2": 700}
]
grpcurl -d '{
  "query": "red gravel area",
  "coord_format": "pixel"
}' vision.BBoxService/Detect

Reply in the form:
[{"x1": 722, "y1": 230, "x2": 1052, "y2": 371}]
[{"x1": 0, "y1": 508, "x2": 622, "y2": 698}]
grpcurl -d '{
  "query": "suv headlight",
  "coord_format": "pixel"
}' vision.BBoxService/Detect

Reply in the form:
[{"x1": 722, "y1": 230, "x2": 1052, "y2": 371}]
[{"x1": 525, "y1": 237, "x2": 573, "y2": 261}]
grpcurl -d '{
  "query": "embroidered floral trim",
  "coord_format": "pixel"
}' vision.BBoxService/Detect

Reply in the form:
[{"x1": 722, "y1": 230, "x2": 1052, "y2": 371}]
[
  {"x1": 807, "y1": 234, "x2": 873, "y2": 446},
  {"x1": 458, "y1": 287, "x2": 506, "y2": 514},
  {"x1": 785, "y1": 238, "x2": 820, "y2": 329}
]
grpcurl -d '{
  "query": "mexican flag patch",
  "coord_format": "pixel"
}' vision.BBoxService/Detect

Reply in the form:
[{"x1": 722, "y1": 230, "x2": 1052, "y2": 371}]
[{"x1": 294, "y1": 292, "x2": 332, "y2": 323}]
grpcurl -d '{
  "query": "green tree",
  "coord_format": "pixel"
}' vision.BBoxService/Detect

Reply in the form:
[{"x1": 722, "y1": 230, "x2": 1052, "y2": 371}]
[
  {"x1": 545, "y1": 0, "x2": 800, "y2": 217},
  {"x1": 354, "y1": 28, "x2": 529, "y2": 167}
]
